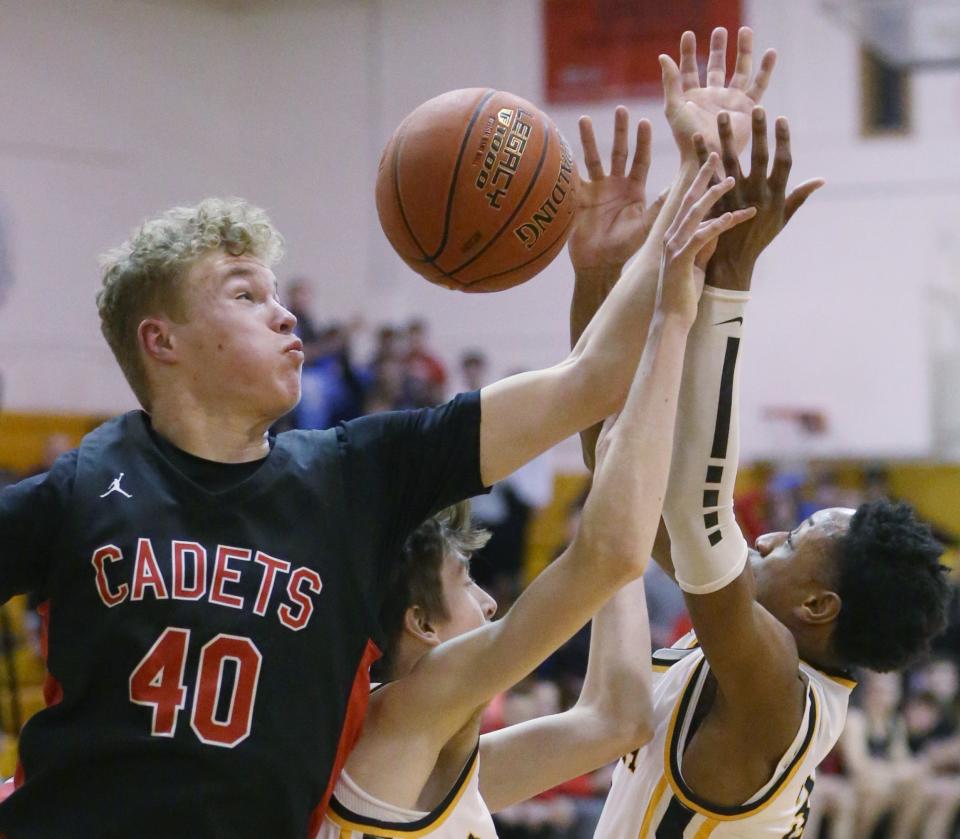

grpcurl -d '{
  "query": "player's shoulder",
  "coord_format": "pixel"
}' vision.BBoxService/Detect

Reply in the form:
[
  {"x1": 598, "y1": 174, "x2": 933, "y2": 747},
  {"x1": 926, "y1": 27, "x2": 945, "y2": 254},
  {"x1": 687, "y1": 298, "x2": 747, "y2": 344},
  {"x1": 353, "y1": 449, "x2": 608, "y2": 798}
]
[
  {"x1": 336, "y1": 391, "x2": 481, "y2": 449},
  {"x1": 73, "y1": 410, "x2": 145, "y2": 464},
  {"x1": 275, "y1": 426, "x2": 339, "y2": 458},
  {"x1": 799, "y1": 659, "x2": 857, "y2": 731}
]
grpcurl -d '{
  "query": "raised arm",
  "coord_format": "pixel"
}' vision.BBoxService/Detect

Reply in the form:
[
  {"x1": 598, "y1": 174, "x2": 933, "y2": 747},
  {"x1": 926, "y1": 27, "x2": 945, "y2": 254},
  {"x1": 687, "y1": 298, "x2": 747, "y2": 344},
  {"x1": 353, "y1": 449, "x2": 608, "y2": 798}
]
[
  {"x1": 380, "y1": 158, "x2": 756, "y2": 758},
  {"x1": 660, "y1": 110, "x2": 824, "y2": 754},
  {"x1": 567, "y1": 108, "x2": 664, "y2": 470},
  {"x1": 478, "y1": 27, "x2": 776, "y2": 487},
  {"x1": 478, "y1": 575, "x2": 653, "y2": 812}
]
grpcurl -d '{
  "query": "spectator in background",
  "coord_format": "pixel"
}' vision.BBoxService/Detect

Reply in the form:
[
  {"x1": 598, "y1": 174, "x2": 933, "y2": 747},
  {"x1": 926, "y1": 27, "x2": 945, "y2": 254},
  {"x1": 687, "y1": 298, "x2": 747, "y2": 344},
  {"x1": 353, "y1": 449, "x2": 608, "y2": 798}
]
[
  {"x1": 641, "y1": 554, "x2": 688, "y2": 649},
  {"x1": 803, "y1": 747, "x2": 856, "y2": 839},
  {"x1": 488, "y1": 677, "x2": 608, "y2": 839},
  {"x1": 764, "y1": 467, "x2": 806, "y2": 532},
  {"x1": 471, "y1": 373, "x2": 554, "y2": 605},
  {"x1": 405, "y1": 318, "x2": 447, "y2": 405},
  {"x1": 294, "y1": 324, "x2": 366, "y2": 429},
  {"x1": 797, "y1": 465, "x2": 861, "y2": 522},
  {"x1": 460, "y1": 349, "x2": 489, "y2": 392},
  {"x1": 369, "y1": 324, "x2": 403, "y2": 369},
  {"x1": 284, "y1": 278, "x2": 366, "y2": 430},
  {"x1": 841, "y1": 672, "x2": 927, "y2": 839},
  {"x1": 362, "y1": 351, "x2": 417, "y2": 415},
  {"x1": 285, "y1": 277, "x2": 324, "y2": 363},
  {"x1": 901, "y1": 660, "x2": 960, "y2": 839}
]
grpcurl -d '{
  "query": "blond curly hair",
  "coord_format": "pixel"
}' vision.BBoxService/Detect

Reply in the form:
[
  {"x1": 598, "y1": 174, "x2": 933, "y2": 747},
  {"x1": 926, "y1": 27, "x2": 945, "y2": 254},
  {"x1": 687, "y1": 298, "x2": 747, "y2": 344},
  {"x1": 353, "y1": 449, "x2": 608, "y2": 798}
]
[{"x1": 97, "y1": 197, "x2": 284, "y2": 410}]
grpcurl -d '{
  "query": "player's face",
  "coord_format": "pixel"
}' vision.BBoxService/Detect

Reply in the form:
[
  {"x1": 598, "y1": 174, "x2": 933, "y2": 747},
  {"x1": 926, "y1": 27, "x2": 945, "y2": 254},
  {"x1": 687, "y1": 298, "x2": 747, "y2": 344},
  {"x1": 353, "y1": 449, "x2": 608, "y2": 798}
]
[
  {"x1": 433, "y1": 551, "x2": 497, "y2": 643},
  {"x1": 750, "y1": 508, "x2": 855, "y2": 621},
  {"x1": 172, "y1": 251, "x2": 303, "y2": 420}
]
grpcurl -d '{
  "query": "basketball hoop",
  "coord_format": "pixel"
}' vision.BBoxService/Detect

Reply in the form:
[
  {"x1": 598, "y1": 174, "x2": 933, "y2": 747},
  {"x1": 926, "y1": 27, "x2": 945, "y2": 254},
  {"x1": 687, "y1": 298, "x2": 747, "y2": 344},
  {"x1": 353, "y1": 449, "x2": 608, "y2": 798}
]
[
  {"x1": 822, "y1": 0, "x2": 960, "y2": 69},
  {"x1": 762, "y1": 406, "x2": 829, "y2": 436},
  {"x1": 757, "y1": 405, "x2": 830, "y2": 463}
]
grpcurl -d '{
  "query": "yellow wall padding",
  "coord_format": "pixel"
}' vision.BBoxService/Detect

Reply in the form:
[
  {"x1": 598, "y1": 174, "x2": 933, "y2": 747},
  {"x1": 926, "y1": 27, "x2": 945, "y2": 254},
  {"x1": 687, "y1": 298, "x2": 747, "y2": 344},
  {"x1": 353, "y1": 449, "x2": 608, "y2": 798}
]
[{"x1": 0, "y1": 413, "x2": 104, "y2": 474}]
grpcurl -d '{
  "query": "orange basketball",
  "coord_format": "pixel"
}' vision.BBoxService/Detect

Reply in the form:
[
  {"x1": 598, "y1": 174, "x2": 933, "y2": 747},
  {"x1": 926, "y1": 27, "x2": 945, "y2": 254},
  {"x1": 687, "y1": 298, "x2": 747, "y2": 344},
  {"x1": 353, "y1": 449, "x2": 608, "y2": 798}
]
[{"x1": 376, "y1": 88, "x2": 579, "y2": 292}]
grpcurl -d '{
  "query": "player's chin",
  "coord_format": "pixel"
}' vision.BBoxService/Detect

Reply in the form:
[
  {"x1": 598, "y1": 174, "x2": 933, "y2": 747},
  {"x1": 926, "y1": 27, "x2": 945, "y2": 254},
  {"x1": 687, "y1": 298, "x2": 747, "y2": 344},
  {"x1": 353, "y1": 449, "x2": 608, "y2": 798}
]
[{"x1": 278, "y1": 378, "x2": 302, "y2": 413}]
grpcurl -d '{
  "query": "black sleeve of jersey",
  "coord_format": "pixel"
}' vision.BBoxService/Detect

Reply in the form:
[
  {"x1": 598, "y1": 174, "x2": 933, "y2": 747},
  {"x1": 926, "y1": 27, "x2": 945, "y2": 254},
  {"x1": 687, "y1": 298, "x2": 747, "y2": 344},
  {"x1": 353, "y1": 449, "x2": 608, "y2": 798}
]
[
  {"x1": 336, "y1": 390, "x2": 487, "y2": 574},
  {"x1": 0, "y1": 450, "x2": 77, "y2": 603}
]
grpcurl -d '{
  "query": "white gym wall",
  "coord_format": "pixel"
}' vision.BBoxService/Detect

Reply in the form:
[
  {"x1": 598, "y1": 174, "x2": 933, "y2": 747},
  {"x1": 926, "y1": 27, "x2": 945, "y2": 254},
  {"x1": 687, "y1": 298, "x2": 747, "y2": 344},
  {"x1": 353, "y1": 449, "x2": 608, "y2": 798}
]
[{"x1": 0, "y1": 0, "x2": 957, "y2": 462}]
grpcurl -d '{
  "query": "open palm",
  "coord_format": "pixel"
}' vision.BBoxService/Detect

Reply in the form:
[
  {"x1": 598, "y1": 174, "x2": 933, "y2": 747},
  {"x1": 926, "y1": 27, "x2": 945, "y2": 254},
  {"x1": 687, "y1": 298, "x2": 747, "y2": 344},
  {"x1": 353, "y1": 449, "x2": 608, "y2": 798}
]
[
  {"x1": 568, "y1": 108, "x2": 665, "y2": 272},
  {"x1": 661, "y1": 27, "x2": 777, "y2": 158}
]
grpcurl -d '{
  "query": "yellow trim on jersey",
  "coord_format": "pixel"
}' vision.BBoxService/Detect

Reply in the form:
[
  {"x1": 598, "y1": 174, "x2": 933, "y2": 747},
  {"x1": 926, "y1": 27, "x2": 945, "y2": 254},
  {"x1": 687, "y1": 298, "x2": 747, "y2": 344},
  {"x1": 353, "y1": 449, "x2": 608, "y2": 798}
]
[
  {"x1": 338, "y1": 829, "x2": 349, "y2": 839},
  {"x1": 801, "y1": 661, "x2": 857, "y2": 690},
  {"x1": 693, "y1": 819, "x2": 719, "y2": 837},
  {"x1": 638, "y1": 776, "x2": 669, "y2": 838},
  {"x1": 652, "y1": 664, "x2": 670, "y2": 673},
  {"x1": 661, "y1": 663, "x2": 821, "y2": 821},
  {"x1": 823, "y1": 673, "x2": 857, "y2": 690},
  {"x1": 326, "y1": 752, "x2": 477, "y2": 838}
]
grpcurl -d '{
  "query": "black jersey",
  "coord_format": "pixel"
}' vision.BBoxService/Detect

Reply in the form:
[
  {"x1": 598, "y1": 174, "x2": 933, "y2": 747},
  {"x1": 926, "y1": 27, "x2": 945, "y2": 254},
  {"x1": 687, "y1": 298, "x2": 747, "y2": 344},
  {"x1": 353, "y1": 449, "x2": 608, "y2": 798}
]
[{"x1": 0, "y1": 393, "x2": 486, "y2": 839}]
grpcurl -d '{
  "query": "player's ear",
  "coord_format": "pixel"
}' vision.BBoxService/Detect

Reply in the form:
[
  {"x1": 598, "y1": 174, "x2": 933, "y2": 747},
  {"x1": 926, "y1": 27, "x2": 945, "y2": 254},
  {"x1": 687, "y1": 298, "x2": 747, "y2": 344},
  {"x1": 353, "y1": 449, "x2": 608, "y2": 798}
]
[
  {"x1": 403, "y1": 605, "x2": 441, "y2": 647},
  {"x1": 139, "y1": 317, "x2": 178, "y2": 365},
  {"x1": 797, "y1": 590, "x2": 840, "y2": 625}
]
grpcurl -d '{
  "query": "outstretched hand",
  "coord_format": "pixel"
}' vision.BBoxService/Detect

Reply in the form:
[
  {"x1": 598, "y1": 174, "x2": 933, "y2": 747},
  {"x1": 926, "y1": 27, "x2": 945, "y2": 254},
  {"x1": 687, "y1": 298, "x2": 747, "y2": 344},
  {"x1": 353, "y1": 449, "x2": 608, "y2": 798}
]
[
  {"x1": 657, "y1": 154, "x2": 757, "y2": 326},
  {"x1": 693, "y1": 108, "x2": 825, "y2": 290},
  {"x1": 567, "y1": 106, "x2": 667, "y2": 274},
  {"x1": 660, "y1": 27, "x2": 776, "y2": 160}
]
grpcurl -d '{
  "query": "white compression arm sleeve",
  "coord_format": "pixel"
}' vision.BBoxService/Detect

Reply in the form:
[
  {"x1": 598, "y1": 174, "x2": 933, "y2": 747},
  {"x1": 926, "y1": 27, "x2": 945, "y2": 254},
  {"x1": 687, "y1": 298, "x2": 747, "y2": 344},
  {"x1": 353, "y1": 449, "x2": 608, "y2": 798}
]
[{"x1": 663, "y1": 285, "x2": 750, "y2": 595}]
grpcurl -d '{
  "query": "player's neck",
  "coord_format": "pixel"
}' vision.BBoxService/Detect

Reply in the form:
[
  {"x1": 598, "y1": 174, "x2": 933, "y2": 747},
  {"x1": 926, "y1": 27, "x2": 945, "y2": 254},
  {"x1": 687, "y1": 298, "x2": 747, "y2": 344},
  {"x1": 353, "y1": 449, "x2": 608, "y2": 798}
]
[
  {"x1": 148, "y1": 398, "x2": 271, "y2": 463},
  {"x1": 795, "y1": 633, "x2": 847, "y2": 676}
]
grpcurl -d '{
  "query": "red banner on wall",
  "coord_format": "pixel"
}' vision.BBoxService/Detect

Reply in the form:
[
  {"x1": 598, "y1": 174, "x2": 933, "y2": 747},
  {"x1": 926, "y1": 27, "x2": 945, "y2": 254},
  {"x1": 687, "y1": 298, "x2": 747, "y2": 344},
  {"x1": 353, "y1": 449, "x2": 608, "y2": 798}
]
[{"x1": 544, "y1": 0, "x2": 742, "y2": 103}]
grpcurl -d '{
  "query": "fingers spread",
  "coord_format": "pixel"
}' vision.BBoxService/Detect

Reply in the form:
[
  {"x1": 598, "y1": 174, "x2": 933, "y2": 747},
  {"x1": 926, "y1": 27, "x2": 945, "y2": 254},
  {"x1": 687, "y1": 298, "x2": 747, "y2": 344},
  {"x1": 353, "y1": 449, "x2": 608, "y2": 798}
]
[
  {"x1": 629, "y1": 119, "x2": 652, "y2": 186},
  {"x1": 706, "y1": 27, "x2": 728, "y2": 87},
  {"x1": 784, "y1": 178, "x2": 826, "y2": 223},
  {"x1": 746, "y1": 48, "x2": 777, "y2": 102},
  {"x1": 610, "y1": 106, "x2": 630, "y2": 177},
  {"x1": 748, "y1": 107, "x2": 769, "y2": 185},
  {"x1": 679, "y1": 30, "x2": 700, "y2": 91},
  {"x1": 730, "y1": 27, "x2": 753, "y2": 90},
  {"x1": 769, "y1": 116, "x2": 792, "y2": 192},
  {"x1": 578, "y1": 116, "x2": 605, "y2": 181}
]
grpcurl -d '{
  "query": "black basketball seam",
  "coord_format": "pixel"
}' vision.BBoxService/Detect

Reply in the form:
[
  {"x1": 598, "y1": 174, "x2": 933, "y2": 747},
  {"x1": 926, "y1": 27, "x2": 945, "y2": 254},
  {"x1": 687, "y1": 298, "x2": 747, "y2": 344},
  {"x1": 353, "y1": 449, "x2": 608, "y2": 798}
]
[
  {"x1": 442, "y1": 119, "x2": 551, "y2": 277},
  {"x1": 460, "y1": 199, "x2": 578, "y2": 286},
  {"x1": 427, "y1": 88, "x2": 497, "y2": 261},
  {"x1": 392, "y1": 124, "x2": 430, "y2": 261}
]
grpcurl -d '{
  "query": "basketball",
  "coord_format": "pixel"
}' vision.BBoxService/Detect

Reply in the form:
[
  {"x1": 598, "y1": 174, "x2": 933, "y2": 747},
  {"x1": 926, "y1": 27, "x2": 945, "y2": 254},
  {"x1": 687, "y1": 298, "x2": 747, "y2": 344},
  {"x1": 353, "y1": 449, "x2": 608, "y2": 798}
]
[{"x1": 376, "y1": 88, "x2": 579, "y2": 292}]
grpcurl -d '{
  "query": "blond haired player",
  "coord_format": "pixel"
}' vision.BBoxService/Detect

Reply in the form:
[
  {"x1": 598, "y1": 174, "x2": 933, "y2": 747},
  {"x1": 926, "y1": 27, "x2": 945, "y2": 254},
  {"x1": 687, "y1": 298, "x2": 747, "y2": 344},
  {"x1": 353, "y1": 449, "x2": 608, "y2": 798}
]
[
  {"x1": 0, "y1": 29, "x2": 770, "y2": 839},
  {"x1": 579, "y1": 30, "x2": 951, "y2": 838},
  {"x1": 317, "y1": 145, "x2": 757, "y2": 838}
]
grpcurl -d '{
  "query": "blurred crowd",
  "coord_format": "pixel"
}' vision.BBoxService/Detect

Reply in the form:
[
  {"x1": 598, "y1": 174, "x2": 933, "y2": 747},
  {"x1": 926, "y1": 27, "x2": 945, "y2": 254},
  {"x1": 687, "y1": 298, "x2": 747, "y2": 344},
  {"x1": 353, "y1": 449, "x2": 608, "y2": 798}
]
[
  {"x1": 276, "y1": 277, "x2": 468, "y2": 429},
  {"x1": 1, "y1": 279, "x2": 959, "y2": 836}
]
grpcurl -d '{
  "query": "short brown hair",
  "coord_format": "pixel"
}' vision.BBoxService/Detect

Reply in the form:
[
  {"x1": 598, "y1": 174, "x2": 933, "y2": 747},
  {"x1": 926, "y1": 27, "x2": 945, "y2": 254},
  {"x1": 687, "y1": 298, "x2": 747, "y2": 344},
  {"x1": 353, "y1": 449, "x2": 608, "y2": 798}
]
[
  {"x1": 97, "y1": 197, "x2": 284, "y2": 409},
  {"x1": 373, "y1": 502, "x2": 490, "y2": 681}
]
